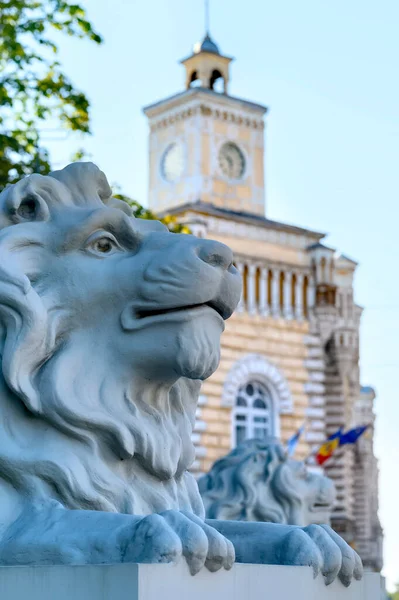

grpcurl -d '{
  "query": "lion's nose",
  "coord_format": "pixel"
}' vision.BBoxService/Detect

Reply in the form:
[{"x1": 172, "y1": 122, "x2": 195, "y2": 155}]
[{"x1": 197, "y1": 240, "x2": 234, "y2": 270}]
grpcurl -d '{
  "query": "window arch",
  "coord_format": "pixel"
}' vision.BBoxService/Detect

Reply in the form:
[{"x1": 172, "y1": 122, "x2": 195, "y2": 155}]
[
  {"x1": 222, "y1": 354, "x2": 293, "y2": 447},
  {"x1": 210, "y1": 69, "x2": 224, "y2": 92},
  {"x1": 233, "y1": 380, "x2": 274, "y2": 445},
  {"x1": 189, "y1": 71, "x2": 201, "y2": 88}
]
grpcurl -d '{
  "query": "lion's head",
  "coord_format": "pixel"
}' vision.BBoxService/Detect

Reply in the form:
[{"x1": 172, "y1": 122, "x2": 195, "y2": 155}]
[
  {"x1": 198, "y1": 438, "x2": 336, "y2": 526},
  {"x1": 0, "y1": 163, "x2": 241, "y2": 518}
]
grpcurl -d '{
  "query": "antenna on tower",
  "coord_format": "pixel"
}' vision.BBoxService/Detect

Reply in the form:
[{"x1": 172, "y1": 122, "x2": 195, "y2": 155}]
[{"x1": 205, "y1": 0, "x2": 210, "y2": 34}]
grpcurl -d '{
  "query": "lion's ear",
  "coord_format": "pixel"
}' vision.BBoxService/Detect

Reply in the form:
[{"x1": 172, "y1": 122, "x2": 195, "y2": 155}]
[
  {"x1": 0, "y1": 236, "x2": 50, "y2": 414},
  {"x1": 0, "y1": 174, "x2": 52, "y2": 228}
]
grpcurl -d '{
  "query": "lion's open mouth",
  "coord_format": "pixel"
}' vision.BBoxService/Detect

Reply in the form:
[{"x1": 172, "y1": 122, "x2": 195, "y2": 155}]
[{"x1": 136, "y1": 301, "x2": 225, "y2": 320}]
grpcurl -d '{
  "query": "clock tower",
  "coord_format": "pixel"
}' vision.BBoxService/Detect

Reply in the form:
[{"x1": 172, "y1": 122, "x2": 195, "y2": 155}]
[{"x1": 143, "y1": 33, "x2": 267, "y2": 216}]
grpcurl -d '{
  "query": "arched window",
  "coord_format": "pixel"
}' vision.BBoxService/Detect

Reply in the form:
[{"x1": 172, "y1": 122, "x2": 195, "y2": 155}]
[
  {"x1": 233, "y1": 380, "x2": 274, "y2": 445},
  {"x1": 210, "y1": 69, "x2": 224, "y2": 92},
  {"x1": 189, "y1": 71, "x2": 201, "y2": 88},
  {"x1": 222, "y1": 354, "x2": 293, "y2": 446}
]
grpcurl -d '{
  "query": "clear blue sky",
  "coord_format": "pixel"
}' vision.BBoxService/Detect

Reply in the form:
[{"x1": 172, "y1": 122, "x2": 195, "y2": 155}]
[{"x1": 46, "y1": 0, "x2": 399, "y2": 589}]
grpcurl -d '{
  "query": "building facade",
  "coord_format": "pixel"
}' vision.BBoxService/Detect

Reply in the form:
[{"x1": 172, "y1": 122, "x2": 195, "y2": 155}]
[{"x1": 143, "y1": 32, "x2": 382, "y2": 571}]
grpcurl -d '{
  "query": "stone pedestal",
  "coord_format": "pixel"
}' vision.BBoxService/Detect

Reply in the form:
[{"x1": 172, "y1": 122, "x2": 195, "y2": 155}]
[{"x1": 0, "y1": 562, "x2": 380, "y2": 600}]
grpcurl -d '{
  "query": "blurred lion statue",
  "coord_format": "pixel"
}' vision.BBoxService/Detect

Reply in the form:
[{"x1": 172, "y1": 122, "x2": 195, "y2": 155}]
[
  {"x1": 199, "y1": 438, "x2": 336, "y2": 526},
  {"x1": 0, "y1": 163, "x2": 360, "y2": 586}
]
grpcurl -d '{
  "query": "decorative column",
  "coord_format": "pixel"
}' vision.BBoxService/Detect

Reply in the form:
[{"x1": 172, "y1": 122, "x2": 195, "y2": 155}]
[
  {"x1": 283, "y1": 270, "x2": 293, "y2": 320},
  {"x1": 346, "y1": 291, "x2": 353, "y2": 321},
  {"x1": 295, "y1": 272, "x2": 304, "y2": 321},
  {"x1": 307, "y1": 276, "x2": 316, "y2": 314},
  {"x1": 338, "y1": 291, "x2": 345, "y2": 320},
  {"x1": 237, "y1": 262, "x2": 245, "y2": 313},
  {"x1": 259, "y1": 267, "x2": 269, "y2": 317},
  {"x1": 248, "y1": 264, "x2": 257, "y2": 315},
  {"x1": 271, "y1": 268, "x2": 280, "y2": 318}
]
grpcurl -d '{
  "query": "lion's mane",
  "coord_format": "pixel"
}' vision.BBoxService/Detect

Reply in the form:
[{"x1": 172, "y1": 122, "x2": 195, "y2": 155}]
[{"x1": 0, "y1": 163, "x2": 204, "y2": 518}]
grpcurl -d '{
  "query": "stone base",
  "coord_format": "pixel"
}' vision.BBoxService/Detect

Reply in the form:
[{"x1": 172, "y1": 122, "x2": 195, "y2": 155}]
[{"x1": 0, "y1": 562, "x2": 381, "y2": 600}]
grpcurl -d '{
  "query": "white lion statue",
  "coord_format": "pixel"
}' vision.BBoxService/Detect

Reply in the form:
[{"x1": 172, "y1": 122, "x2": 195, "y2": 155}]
[
  {"x1": 199, "y1": 438, "x2": 336, "y2": 526},
  {"x1": 0, "y1": 163, "x2": 361, "y2": 586}
]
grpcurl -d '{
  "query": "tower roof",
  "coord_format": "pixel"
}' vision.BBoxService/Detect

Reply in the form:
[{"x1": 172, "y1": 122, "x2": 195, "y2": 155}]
[{"x1": 193, "y1": 33, "x2": 220, "y2": 55}]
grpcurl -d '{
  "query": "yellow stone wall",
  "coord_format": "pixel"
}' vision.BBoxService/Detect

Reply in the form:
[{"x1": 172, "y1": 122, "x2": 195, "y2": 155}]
[{"x1": 198, "y1": 313, "x2": 311, "y2": 473}]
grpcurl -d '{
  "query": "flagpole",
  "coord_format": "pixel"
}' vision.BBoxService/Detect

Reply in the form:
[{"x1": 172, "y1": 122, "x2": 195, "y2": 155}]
[{"x1": 286, "y1": 422, "x2": 306, "y2": 458}]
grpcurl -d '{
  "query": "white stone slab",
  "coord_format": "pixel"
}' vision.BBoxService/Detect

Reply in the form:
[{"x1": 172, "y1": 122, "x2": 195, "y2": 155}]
[{"x1": 0, "y1": 562, "x2": 381, "y2": 600}]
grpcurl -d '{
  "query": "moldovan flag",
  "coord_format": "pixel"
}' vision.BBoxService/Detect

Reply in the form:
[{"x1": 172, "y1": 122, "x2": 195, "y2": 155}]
[{"x1": 315, "y1": 429, "x2": 342, "y2": 466}]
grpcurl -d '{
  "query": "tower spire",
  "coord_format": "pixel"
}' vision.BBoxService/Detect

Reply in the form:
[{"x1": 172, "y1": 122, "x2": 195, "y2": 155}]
[{"x1": 205, "y1": 0, "x2": 210, "y2": 34}]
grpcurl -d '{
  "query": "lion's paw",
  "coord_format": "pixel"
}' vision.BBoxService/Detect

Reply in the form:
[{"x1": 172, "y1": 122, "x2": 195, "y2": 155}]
[
  {"x1": 318, "y1": 525, "x2": 363, "y2": 586},
  {"x1": 280, "y1": 524, "x2": 363, "y2": 586},
  {"x1": 121, "y1": 511, "x2": 235, "y2": 575},
  {"x1": 161, "y1": 510, "x2": 235, "y2": 575},
  {"x1": 121, "y1": 514, "x2": 183, "y2": 566}
]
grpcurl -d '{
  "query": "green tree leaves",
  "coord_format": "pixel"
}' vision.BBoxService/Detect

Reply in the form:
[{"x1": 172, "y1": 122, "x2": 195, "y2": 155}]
[{"x1": 0, "y1": 0, "x2": 102, "y2": 188}]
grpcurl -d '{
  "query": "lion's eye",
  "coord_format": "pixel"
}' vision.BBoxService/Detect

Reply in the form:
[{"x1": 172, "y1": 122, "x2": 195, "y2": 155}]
[
  {"x1": 94, "y1": 238, "x2": 114, "y2": 253},
  {"x1": 86, "y1": 232, "x2": 121, "y2": 256}
]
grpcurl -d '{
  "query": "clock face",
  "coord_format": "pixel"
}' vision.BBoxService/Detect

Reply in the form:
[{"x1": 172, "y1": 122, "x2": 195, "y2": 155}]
[
  {"x1": 161, "y1": 143, "x2": 184, "y2": 182},
  {"x1": 218, "y1": 142, "x2": 246, "y2": 180}
]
